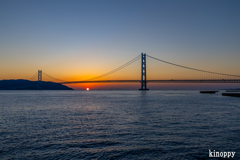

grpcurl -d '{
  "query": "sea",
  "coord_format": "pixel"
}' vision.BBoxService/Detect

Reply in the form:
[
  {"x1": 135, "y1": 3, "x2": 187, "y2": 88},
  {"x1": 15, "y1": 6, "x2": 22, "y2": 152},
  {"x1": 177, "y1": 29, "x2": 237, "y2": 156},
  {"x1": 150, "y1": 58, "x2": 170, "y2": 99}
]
[{"x1": 0, "y1": 90, "x2": 239, "y2": 160}]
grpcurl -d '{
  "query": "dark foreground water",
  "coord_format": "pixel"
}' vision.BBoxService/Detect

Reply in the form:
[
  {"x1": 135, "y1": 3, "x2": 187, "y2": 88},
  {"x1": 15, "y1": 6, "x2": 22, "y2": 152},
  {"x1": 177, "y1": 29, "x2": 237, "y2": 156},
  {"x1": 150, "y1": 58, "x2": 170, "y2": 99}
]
[{"x1": 0, "y1": 90, "x2": 239, "y2": 160}]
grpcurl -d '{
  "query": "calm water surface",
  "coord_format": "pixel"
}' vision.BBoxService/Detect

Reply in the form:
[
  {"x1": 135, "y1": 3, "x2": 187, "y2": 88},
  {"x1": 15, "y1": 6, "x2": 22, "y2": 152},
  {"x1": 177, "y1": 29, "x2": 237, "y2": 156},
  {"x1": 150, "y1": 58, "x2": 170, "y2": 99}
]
[{"x1": 0, "y1": 90, "x2": 240, "y2": 159}]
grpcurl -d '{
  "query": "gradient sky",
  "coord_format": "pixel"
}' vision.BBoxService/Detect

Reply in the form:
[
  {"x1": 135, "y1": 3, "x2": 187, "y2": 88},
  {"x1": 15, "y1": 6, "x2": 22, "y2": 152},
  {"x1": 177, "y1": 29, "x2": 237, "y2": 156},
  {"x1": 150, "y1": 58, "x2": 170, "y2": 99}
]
[{"x1": 1, "y1": 0, "x2": 240, "y2": 89}]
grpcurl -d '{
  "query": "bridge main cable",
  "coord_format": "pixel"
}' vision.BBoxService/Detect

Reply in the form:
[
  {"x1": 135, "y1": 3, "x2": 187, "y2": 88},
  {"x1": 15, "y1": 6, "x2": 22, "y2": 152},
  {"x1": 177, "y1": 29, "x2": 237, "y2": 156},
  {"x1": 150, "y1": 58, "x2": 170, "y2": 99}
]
[
  {"x1": 84, "y1": 55, "x2": 141, "y2": 81},
  {"x1": 60, "y1": 55, "x2": 141, "y2": 84},
  {"x1": 29, "y1": 71, "x2": 38, "y2": 81},
  {"x1": 42, "y1": 72, "x2": 65, "y2": 82},
  {"x1": 146, "y1": 54, "x2": 240, "y2": 78}
]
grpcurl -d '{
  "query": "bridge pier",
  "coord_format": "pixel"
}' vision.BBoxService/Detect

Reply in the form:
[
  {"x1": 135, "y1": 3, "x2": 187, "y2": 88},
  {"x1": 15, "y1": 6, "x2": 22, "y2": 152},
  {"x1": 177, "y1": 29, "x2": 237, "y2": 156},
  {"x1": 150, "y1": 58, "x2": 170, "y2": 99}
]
[
  {"x1": 38, "y1": 70, "x2": 42, "y2": 90},
  {"x1": 139, "y1": 53, "x2": 149, "y2": 90}
]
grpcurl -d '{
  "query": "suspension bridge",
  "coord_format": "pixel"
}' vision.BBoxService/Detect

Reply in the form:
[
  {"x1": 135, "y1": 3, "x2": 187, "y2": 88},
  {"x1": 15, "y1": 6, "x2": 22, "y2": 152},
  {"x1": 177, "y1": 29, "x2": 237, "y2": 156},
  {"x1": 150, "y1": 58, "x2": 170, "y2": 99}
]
[{"x1": 30, "y1": 53, "x2": 240, "y2": 90}]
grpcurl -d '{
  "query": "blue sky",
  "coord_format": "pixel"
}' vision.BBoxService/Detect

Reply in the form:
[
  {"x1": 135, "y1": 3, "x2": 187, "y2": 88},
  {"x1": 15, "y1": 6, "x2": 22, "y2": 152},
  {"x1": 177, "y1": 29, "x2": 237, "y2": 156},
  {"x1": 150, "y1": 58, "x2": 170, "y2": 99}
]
[{"x1": 1, "y1": 0, "x2": 240, "y2": 89}]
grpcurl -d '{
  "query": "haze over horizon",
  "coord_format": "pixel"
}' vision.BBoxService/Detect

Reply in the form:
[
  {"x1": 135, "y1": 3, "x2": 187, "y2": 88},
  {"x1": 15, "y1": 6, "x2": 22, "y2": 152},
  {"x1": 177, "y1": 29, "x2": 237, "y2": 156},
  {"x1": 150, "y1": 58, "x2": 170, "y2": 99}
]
[{"x1": 1, "y1": 0, "x2": 240, "y2": 90}]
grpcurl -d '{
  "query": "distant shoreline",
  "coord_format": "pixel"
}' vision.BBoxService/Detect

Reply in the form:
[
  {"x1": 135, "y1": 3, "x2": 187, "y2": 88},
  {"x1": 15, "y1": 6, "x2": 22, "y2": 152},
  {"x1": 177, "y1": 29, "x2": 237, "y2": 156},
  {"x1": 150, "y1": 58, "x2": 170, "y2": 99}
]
[{"x1": 0, "y1": 79, "x2": 73, "y2": 90}]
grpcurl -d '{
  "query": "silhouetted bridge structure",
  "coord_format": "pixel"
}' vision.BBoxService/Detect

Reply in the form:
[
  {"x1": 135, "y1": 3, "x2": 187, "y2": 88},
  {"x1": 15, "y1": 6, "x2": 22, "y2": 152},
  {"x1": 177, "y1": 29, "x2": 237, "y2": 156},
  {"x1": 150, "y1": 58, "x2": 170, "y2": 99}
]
[
  {"x1": 60, "y1": 79, "x2": 240, "y2": 84},
  {"x1": 32, "y1": 53, "x2": 240, "y2": 90}
]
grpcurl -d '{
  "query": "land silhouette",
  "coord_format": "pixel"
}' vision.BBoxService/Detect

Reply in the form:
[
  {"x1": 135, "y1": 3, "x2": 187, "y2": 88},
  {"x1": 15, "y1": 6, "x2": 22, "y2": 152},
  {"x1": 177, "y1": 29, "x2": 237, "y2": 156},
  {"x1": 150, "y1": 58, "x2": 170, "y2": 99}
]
[{"x1": 0, "y1": 80, "x2": 73, "y2": 90}]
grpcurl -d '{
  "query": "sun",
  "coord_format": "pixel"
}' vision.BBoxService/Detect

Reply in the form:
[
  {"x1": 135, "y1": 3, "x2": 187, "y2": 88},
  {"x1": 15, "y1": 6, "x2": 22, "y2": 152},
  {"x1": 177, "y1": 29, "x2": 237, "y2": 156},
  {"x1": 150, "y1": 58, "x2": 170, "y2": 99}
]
[{"x1": 86, "y1": 88, "x2": 89, "y2": 91}]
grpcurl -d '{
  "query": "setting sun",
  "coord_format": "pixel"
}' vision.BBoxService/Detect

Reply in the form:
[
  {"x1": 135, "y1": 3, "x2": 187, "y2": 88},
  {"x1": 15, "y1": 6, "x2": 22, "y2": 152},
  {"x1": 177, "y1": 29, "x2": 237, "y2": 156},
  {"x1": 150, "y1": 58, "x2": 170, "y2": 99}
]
[{"x1": 86, "y1": 88, "x2": 89, "y2": 91}]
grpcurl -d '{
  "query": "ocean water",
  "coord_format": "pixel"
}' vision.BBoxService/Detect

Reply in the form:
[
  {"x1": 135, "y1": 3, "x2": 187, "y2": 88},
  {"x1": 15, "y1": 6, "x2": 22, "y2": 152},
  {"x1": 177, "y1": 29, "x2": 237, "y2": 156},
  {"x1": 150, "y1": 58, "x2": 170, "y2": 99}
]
[{"x1": 0, "y1": 90, "x2": 239, "y2": 160}]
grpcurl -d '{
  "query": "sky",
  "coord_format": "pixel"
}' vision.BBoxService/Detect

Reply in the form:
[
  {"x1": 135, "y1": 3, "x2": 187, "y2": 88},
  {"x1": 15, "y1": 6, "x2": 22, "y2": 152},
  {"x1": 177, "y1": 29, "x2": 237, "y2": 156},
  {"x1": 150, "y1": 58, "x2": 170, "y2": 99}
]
[{"x1": 1, "y1": 0, "x2": 240, "y2": 90}]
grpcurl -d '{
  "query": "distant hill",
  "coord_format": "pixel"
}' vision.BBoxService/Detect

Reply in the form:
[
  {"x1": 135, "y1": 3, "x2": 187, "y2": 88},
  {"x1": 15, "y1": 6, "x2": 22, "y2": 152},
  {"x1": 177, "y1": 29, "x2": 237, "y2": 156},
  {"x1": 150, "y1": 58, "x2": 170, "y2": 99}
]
[{"x1": 0, "y1": 80, "x2": 73, "y2": 90}]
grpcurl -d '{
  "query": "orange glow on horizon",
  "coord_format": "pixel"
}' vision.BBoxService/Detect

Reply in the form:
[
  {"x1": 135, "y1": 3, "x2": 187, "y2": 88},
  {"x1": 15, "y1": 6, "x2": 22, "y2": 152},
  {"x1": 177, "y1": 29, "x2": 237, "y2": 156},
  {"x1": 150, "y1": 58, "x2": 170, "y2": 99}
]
[
  {"x1": 64, "y1": 82, "x2": 240, "y2": 90},
  {"x1": 65, "y1": 83, "x2": 140, "y2": 90}
]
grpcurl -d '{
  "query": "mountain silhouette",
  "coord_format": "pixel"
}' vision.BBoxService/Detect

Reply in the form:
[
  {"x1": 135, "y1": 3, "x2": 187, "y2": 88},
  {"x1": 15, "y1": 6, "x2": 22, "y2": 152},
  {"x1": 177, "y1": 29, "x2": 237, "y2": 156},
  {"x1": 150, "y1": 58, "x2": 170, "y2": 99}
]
[{"x1": 0, "y1": 80, "x2": 73, "y2": 90}]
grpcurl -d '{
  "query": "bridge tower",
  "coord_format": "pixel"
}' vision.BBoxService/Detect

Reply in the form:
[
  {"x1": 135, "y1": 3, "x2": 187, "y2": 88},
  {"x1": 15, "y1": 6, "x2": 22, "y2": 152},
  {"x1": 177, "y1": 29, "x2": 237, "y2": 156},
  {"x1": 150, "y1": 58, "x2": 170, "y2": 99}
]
[
  {"x1": 139, "y1": 53, "x2": 149, "y2": 90},
  {"x1": 38, "y1": 70, "x2": 42, "y2": 90}
]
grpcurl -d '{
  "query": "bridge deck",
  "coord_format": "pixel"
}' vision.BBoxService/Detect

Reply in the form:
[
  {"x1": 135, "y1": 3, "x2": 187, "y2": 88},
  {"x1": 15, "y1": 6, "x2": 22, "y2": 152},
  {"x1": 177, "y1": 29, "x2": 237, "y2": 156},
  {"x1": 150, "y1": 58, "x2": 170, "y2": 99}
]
[{"x1": 60, "y1": 79, "x2": 240, "y2": 84}]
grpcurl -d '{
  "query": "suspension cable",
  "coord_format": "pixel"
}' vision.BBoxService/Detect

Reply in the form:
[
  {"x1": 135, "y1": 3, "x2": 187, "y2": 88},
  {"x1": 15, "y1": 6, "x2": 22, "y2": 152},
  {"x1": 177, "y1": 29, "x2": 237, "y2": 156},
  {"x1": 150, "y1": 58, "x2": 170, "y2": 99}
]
[
  {"x1": 86, "y1": 54, "x2": 141, "y2": 81},
  {"x1": 29, "y1": 72, "x2": 38, "y2": 81},
  {"x1": 146, "y1": 55, "x2": 240, "y2": 78},
  {"x1": 42, "y1": 72, "x2": 65, "y2": 82}
]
